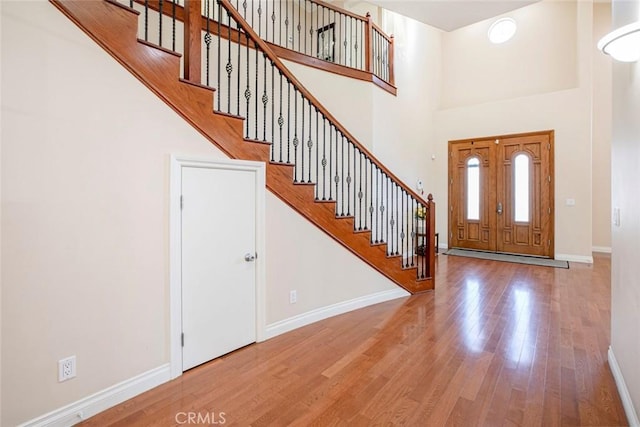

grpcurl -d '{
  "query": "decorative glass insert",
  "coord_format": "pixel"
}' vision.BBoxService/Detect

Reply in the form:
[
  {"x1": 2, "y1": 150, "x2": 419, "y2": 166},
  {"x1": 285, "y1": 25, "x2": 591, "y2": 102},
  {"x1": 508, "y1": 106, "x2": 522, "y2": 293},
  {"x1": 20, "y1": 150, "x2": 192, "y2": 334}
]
[
  {"x1": 467, "y1": 158, "x2": 480, "y2": 221},
  {"x1": 514, "y1": 153, "x2": 530, "y2": 222}
]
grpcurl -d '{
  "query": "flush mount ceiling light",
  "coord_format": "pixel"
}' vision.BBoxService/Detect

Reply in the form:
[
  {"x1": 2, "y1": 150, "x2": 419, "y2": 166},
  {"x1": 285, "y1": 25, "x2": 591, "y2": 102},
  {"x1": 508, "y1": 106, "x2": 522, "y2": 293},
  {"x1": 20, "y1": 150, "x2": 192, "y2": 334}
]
[
  {"x1": 488, "y1": 18, "x2": 517, "y2": 44},
  {"x1": 598, "y1": 21, "x2": 640, "y2": 62}
]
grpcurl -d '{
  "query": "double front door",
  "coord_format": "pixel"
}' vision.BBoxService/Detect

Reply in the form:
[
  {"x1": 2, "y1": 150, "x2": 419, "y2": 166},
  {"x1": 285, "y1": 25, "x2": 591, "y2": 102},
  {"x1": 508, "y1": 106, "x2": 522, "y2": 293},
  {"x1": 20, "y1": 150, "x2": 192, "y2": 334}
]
[{"x1": 448, "y1": 131, "x2": 554, "y2": 258}]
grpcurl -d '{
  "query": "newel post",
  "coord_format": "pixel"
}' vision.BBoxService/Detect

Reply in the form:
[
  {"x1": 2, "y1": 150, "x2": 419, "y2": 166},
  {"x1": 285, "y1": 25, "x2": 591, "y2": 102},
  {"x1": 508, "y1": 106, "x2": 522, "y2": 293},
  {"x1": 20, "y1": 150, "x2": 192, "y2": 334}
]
[
  {"x1": 427, "y1": 193, "x2": 436, "y2": 280},
  {"x1": 183, "y1": 0, "x2": 202, "y2": 83},
  {"x1": 389, "y1": 34, "x2": 395, "y2": 86},
  {"x1": 364, "y1": 12, "x2": 373, "y2": 74}
]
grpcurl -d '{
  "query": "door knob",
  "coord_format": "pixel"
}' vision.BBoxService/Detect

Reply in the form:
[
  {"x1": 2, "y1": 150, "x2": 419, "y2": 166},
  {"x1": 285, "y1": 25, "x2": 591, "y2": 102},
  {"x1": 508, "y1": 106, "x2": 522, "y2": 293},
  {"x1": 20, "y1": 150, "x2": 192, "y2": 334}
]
[
  {"x1": 497, "y1": 202, "x2": 503, "y2": 214},
  {"x1": 244, "y1": 253, "x2": 256, "y2": 262}
]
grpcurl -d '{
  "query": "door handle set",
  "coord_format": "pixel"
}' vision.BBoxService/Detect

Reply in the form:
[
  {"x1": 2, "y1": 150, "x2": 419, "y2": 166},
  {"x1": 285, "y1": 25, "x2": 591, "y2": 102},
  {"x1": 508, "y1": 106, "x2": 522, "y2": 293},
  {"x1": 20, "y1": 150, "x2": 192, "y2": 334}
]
[
  {"x1": 497, "y1": 202, "x2": 503, "y2": 215},
  {"x1": 244, "y1": 253, "x2": 256, "y2": 262}
]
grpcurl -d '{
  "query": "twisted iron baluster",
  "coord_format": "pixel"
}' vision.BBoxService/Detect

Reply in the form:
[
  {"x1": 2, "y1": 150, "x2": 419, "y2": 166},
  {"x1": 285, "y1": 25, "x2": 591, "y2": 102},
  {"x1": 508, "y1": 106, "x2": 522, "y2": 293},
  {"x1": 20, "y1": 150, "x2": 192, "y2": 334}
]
[
  {"x1": 279, "y1": 71, "x2": 284, "y2": 163},
  {"x1": 172, "y1": 0, "x2": 176, "y2": 51},
  {"x1": 293, "y1": 88, "x2": 300, "y2": 182},
  {"x1": 307, "y1": 103, "x2": 312, "y2": 183},
  {"x1": 244, "y1": 19, "x2": 251, "y2": 138}
]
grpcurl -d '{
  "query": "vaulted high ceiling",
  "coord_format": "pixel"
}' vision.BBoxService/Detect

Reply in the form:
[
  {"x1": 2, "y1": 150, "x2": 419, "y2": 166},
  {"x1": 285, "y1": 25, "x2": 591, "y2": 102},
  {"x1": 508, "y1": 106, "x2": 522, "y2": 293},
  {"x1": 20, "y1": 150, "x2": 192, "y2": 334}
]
[{"x1": 364, "y1": 0, "x2": 540, "y2": 31}]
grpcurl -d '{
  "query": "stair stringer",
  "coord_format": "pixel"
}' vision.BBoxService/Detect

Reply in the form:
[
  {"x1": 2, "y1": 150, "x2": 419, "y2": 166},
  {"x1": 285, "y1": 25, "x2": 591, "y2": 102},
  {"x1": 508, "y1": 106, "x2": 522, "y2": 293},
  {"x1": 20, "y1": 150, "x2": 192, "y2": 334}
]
[{"x1": 50, "y1": 0, "x2": 433, "y2": 294}]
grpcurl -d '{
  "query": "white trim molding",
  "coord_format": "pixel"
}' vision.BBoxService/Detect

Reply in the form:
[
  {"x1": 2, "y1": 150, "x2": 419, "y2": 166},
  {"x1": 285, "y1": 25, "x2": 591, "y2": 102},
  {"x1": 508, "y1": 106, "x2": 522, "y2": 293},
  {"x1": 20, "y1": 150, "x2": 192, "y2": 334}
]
[
  {"x1": 169, "y1": 156, "x2": 266, "y2": 378},
  {"x1": 608, "y1": 346, "x2": 640, "y2": 426},
  {"x1": 19, "y1": 364, "x2": 171, "y2": 427},
  {"x1": 555, "y1": 253, "x2": 594, "y2": 264},
  {"x1": 592, "y1": 246, "x2": 612, "y2": 254},
  {"x1": 263, "y1": 288, "x2": 409, "y2": 340}
]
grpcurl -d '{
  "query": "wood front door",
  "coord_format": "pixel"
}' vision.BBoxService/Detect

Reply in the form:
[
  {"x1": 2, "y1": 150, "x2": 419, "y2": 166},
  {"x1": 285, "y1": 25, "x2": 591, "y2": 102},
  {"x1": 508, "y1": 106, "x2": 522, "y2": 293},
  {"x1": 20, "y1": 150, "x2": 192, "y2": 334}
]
[{"x1": 448, "y1": 130, "x2": 554, "y2": 258}]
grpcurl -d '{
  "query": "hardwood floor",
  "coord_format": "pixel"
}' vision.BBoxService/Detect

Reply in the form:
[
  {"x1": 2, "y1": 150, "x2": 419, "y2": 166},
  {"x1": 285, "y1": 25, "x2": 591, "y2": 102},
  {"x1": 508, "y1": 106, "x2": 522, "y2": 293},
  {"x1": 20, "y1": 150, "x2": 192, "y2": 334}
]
[{"x1": 81, "y1": 254, "x2": 627, "y2": 426}]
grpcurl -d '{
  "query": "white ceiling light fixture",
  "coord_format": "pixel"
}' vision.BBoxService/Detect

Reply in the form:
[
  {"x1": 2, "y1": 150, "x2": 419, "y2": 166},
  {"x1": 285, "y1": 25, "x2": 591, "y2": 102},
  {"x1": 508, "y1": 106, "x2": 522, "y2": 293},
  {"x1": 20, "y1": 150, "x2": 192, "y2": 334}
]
[
  {"x1": 488, "y1": 17, "x2": 517, "y2": 44},
  {"x1": 598, "y1": 21, "x2": 640, "y2": 62}
]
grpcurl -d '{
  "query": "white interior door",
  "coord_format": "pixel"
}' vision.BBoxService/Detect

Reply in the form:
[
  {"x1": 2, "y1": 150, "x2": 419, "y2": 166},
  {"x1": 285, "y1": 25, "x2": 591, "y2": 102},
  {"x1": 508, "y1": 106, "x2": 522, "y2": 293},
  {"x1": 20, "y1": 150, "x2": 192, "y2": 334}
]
[{"x1": 181, "y1": 165, "x2": 257, "y2": 371}]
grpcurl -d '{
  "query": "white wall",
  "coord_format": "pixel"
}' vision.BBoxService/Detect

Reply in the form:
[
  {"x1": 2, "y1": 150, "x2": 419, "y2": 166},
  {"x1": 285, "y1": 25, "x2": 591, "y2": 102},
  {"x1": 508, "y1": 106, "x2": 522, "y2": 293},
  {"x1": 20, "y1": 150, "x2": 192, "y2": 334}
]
[
  {"x1": 592, "y1": 2, "x2": 612, "y2": 252},
  {"x1": 0, "y1": 0, "x2": 3, "y2": 421},
  {"x1": 440, "y1": 1, "x2": 579, "y2": 109},
  {"x1": 610, "y1": 0, "x2": 640, "y2": 421},
  {"x1": 432, "y1": 0, "x2": 598, "y2": 260},
  {"x1": 0, "y1": 1, "x2": 400, "y2": 425}
]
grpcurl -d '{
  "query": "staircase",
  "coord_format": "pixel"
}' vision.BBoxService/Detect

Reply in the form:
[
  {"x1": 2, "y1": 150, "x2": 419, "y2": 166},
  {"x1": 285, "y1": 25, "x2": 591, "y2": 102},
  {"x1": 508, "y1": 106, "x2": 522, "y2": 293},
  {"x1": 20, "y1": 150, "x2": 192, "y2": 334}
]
[{"x1": 50, "y1": 0, "x2": 435, "y2": 293}]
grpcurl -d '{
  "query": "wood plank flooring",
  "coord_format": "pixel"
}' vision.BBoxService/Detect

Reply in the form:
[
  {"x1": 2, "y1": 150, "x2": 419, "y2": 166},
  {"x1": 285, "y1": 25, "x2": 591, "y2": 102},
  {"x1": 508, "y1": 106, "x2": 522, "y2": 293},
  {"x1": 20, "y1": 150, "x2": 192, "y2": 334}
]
[{"x1": 81, "y1": 254, "x2": 628, "y2": 426}]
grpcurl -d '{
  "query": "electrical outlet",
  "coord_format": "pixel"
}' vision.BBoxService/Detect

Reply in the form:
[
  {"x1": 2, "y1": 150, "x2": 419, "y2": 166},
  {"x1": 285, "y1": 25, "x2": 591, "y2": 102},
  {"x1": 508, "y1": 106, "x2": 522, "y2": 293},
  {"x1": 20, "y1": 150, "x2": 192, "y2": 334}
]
[
  {"x1": 289, "y1": 290, "x2": 297, "y2": 304},
  {"x1": 58, "y1": 356, "x2": 76, "y2": 382}
]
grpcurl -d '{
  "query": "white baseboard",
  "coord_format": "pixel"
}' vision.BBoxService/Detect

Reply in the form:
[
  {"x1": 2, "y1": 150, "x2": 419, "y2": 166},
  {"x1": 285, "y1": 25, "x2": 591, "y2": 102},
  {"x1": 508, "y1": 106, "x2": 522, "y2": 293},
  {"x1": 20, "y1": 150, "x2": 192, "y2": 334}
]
[
  {"x1": 263, "y1": 288, "x2": 410, "y2": 340},
  {"x1": 19, "y1": 364, "x2": 171, "y2": 427},
  {"x1": 555, "y1": 253, "x2": 594, "y2": 264},
  {"x1": 592, "y1": 246, "x2": 612, "y2": 254},
  {"x1": 608, "y1": 346, "x2": 640, "y2": 426}
]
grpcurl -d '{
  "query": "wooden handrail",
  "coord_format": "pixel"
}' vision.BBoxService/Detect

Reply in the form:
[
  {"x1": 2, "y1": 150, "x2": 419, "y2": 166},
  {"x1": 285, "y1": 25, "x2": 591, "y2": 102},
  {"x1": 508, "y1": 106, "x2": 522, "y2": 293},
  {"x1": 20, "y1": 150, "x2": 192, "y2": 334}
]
[
  {"x1": 218, "y1": 0, "x2": 423, "y2": 203},
  {"x1": 310, "y1": 0, "x2": 366, "y2": 22},
  {"x1": 371, "y1": 22, "x2": 392, "y2": 42}
]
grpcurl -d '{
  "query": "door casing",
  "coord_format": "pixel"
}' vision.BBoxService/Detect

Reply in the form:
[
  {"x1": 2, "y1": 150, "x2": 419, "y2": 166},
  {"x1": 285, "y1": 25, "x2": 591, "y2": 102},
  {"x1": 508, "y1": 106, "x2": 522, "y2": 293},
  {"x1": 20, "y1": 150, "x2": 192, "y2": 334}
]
[
  {"x1": 169, "y1": 156, "x2": 266, "y2": 379},
  {"x1": 448, "y1": 130, "x2": 555, "y2": 258}
]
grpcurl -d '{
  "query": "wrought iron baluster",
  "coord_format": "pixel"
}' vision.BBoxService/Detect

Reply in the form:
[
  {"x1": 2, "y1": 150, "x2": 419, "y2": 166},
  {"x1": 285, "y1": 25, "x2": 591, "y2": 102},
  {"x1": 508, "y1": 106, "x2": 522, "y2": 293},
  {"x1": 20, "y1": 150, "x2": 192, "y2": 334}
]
[
  {"x1": 293, "y1": 88, "x2": 300, "y2": 182},
  {"x1": 271, "y1": 58, "x2": 275, "y2": 159},
  {"x1": 412, "y1": 196, "x2": 417, "y2": 268},
  {"x1": 217, "y1": 1, "x2": 221, "y2": 108},
  {"x1": 307, "y1": 103, "x2": 312, "y2": 183},
  {"x1": 265, "y1": 0, "x2": 269, "y2": 43},
  {"x1": 227, "y1": 10, "x2": 232, "y2": 113},
  {"x1": 172, "y1": 0, "x2": 176, "y2": 51},
  {"x1": 339, "y1": 133, "x2": 344, "y2": 215},
  {"x1": 204, "y1": 0, "x2": 211, "y2": 86},
  {"x1": 257, "y1": 0, "x2": 262, "y2": 38},
  {"x1": 286, "y1": 79, "x2": 291, "y2": 163},
  {"x1": 358, "y1": 150, "x2": 363, "y2": 230},
  {"x1": 300, "y1": 97, "x2": 305, "y2": 181},
  {"x1": 245, "y1": 27, "x2": 251, "y2": 137},
  {"x1": 394, "y1": 183, "x2": 399, "y2": 255},
  {"x1": 279, "y1": 71, "x2": 284, "y2": 163},
  {"x1": 367, "y1": 157, "x2": 371, "y2": 232},
  {"x1": 374, "y1": 165, "x2": 379, "y2": 243},
  {"x1": 254, "y1": 37, "x2": 258, "y2": 139},
  {"x1": 321, "y1": 117, "x2": 327, "y2": 200},
  {"x1": 158, "y1": 0, "x2": 163, "y2": 46},
  {"x1": 345, "y1": 138, "x2": 351, "y2": 216},
  {"x1": 315, "y1": 110, "x2": 320, "y2": 196},
  {"x1": 237, "y1": 19, "x2": 241, "y2": 116},
  {"x1": 262, "y1": 53, "x2": 268, "y2": 142},
  {"x1": 329, "y1": 124, "x2": 334, "y2": 201},
  {"x1": 401, "y1": 190, "x2": 406, "y2": 266},
  {"x1": 354, "y1": 16, "x2": 358, "y2": 69},
  {"x1": 144, "y1": 0, "x2": 148, "y2": 41}
]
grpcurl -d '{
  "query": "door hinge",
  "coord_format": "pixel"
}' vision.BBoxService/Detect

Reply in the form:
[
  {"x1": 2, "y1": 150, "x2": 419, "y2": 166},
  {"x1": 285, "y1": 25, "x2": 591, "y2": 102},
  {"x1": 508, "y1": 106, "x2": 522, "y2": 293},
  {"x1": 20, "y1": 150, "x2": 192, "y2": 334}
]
[
  {"x1": 548, "y1": 207, "x2": 551, "y2": 214},
  {"x1": 450, "y1": 205, "x2": 453, "y2": 212},
  {"x1": 181, "y1": 333, "x2": 184, "y2": 347},
  {"x1": 180, "y1": 195, "x2": 184, "y2": 210},
  {"x1": 450, "y1": 232, "x2": 453, "y2": 239},
  {"x1": 548, "y1": 240, "x2": 551, "y2": 246},
  {"x1": 450, "y1": 178, "x2": 453, "y2": 185},
  {"x1": 548, "y1": 175, "x2": 551, "y2": 183},
  {"x1": 548, "y1": 142, "x2": 551, "y2": 150}
]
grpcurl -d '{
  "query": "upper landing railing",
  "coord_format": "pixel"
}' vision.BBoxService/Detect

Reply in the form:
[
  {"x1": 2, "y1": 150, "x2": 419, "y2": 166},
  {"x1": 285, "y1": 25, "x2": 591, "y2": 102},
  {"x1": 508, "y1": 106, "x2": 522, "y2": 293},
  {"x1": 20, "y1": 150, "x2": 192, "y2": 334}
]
[{"x1": 130, "y1": 0, "x2": 395, "y2": 91}]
